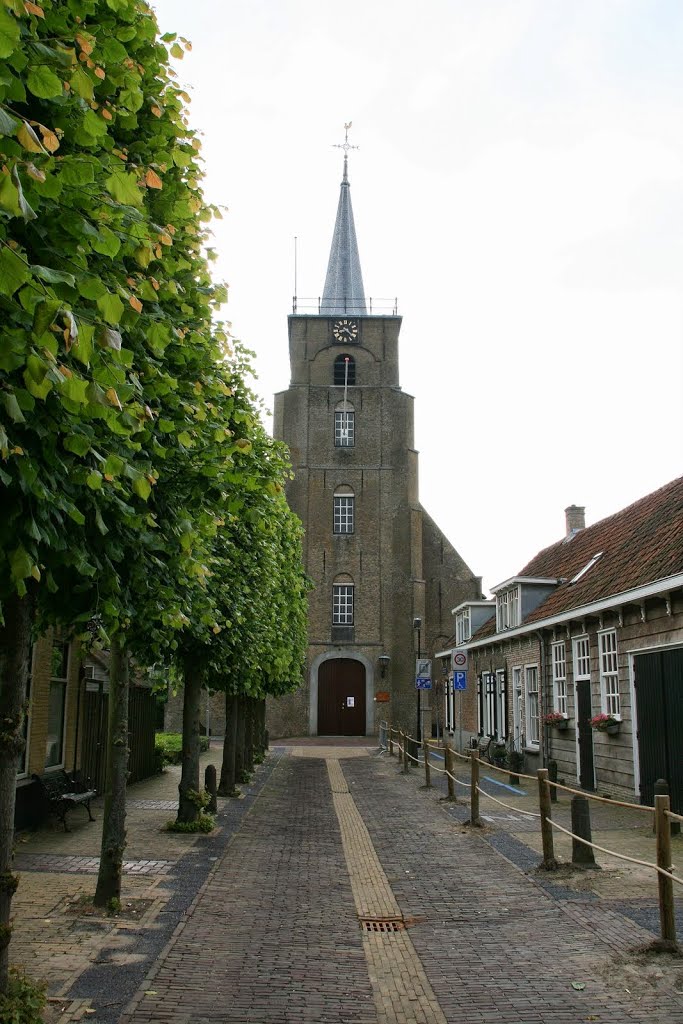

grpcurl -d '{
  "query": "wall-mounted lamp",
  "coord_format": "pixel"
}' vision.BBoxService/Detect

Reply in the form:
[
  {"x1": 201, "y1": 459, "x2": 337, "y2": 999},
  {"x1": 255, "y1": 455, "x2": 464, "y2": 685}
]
[
  {"x1": 412, "y1": 616, "x2": 422, "y2": 631},
  {"x1": 378, "y1": 654, "x2": 391, "y2": 679},
  {"x1": 440, "y1": 655, "x2": 451, "y2": 677}
]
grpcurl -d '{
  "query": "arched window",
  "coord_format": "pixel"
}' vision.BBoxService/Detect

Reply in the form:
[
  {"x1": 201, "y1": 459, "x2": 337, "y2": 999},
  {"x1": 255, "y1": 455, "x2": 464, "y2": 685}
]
[
  {"x1": 334, "y1": 354, "x2": 355, "y2": 386},
  {"x1": 332, "y1": 574, "x2": 354, "y2": 625},
  {"x1": 333, "y1": 486, "x2": 354, "y2": 534},
  {"x1": 334, "y1": 400, "x2": 355, "y2": 447}
]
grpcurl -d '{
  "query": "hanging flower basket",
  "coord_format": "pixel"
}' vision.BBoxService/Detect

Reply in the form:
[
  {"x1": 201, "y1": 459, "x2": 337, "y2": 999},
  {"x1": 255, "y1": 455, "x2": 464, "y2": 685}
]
[
  {"x1": 590, "y1": 713, "x2": 620, "y2": 736},
  {"x1": 544, "y1": 711, "x2": 569, "y2": 730}
]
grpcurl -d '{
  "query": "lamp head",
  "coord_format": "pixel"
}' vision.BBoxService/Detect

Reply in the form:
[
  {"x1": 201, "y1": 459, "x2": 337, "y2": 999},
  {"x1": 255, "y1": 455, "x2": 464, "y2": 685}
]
[{"x1": 412, "y1": 616, "x2": 422, "y2": 630}]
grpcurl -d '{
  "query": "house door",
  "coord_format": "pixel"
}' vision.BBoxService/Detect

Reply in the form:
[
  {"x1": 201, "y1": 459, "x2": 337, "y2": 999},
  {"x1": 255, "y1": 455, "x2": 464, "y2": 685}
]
[
  {"x1": 576, "y1": 680, "x2": 595, "y2": 790},
  {"x1": 634, "y1": 648, "x2": 683, "y2": 813},
  {"x1": 318, "y1": 659, "x2": 366, "y2": 736}
]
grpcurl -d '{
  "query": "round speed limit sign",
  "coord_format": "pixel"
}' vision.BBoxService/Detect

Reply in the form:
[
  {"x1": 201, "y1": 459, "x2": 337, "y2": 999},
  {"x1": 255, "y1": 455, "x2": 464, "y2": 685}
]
[{"x1": 452, "y1": 650, "x2": 468, "y2": 670}]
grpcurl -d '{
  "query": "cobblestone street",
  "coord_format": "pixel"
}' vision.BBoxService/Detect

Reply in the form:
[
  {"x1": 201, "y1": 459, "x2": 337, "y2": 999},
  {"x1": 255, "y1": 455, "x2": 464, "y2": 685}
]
[{"x1": 11, "y1": 741, "x2": 683, "y2": 1023}]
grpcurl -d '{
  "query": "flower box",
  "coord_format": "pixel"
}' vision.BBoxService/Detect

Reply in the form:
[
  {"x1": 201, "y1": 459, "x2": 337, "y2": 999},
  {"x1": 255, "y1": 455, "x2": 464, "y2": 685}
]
[
  {"x1": 590, "y1": 713, "x2": 620, "y2": 735},
  {"x1": 543, "y1": 712, "x2": 569, "y2": 730}
]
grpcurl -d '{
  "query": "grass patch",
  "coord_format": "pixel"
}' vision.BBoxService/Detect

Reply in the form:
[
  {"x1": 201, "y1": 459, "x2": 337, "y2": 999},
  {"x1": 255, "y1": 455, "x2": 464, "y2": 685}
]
[
  {"x1": 155, "y1": 732, "x2": 210, "y2": 768},
  {"x1": 165, "y1": 812, "x2": 215, "y2": 833}
]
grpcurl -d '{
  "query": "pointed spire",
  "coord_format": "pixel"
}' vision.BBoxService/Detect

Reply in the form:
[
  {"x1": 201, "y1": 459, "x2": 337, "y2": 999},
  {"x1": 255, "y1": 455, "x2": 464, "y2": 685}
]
[{"x1": 321, "y1": 123, "x2": 367, "y2": 315}]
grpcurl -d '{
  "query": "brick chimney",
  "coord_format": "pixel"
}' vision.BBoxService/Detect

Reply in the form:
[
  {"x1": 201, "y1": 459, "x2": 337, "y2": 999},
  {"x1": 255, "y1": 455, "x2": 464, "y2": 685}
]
[{"x1": 565, "y1": 505, "x2": 585, "y2": 536}]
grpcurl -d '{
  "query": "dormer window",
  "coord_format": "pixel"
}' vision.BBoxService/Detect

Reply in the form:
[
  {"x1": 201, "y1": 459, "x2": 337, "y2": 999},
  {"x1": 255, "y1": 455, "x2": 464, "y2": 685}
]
[
  {"x1": 455, "y1": 608, "x2": 471, "y2": 645},
  {"x1": 496, "y1": 586, "x2": 520, "y2": 631}
]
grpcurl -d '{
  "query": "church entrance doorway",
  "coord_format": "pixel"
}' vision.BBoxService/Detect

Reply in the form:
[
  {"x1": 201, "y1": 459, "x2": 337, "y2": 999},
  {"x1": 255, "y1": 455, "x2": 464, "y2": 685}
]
[{"x1": 317, "y1": 659, "x2": 366, "y2": 735}]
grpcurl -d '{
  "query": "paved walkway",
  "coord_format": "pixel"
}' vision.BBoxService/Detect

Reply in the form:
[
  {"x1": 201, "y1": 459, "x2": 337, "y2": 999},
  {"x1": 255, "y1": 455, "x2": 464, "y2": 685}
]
[{"x1": 10, "y1": 740, "x2": 683, "y2": 1023}]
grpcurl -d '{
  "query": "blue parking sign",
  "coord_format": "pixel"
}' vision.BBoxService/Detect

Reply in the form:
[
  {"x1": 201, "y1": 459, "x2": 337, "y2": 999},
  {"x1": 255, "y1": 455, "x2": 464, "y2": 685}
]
[{"x1": 453, "y1": 671, "x2": 467, "y2": 690}]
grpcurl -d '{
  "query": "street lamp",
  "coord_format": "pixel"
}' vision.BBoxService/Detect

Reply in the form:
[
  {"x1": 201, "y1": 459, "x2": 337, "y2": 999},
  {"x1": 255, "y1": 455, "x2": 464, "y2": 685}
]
[
  {"x1": 378, "y1": 653, "x2": 390, "y2": 679},
  {"x1": 413, "y1": 617, "x2": 422, "y2": 741}
]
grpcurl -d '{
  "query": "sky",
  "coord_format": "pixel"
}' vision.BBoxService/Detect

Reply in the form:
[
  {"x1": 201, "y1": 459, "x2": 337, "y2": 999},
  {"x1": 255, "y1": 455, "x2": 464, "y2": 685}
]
[{"x1": 153, "y1": 0, "x2": 683, "y2": 597}]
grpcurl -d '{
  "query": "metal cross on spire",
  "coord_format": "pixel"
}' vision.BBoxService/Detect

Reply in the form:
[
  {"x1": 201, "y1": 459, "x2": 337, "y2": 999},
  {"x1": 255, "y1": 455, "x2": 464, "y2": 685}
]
[{"x1": 333, "y1": 122, "x2": 359, "y2": 182}]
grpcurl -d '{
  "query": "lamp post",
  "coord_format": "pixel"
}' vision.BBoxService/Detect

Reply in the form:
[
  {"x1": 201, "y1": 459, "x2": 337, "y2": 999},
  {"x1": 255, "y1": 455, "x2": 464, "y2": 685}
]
[{"x1": 413, "y1": 616, "x2": 422, "y2": 742}]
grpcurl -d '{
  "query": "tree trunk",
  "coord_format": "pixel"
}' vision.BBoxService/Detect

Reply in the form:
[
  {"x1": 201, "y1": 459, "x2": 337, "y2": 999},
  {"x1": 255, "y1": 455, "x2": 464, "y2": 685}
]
[
  {"x1": 256, "y1": 698, "x2": 266, "y2": 756},
  {"x1": 176, "y1": 658, "x2": 202, "y2": 824},
  {"x1": 244, "y1": 696, "x2": 254, "y2": 774},
  {"x1": 218, "y1": 691, "x2": 239, "y2": 797},
  {"x1": 235, "y1": 694, "x2": 246, "y2": 782},
  {"x1": 0, "y1": 590, "x2": 34, "y2": 994},
  {"x1": 94, "y1": 636, "x2": 130, "y2": 908}
]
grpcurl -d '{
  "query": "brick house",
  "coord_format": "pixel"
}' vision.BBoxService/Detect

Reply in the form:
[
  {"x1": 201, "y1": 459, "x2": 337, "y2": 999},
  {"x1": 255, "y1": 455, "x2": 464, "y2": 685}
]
[{"x1": 439, "y1": 478, "x2": 683, "y2": 811}]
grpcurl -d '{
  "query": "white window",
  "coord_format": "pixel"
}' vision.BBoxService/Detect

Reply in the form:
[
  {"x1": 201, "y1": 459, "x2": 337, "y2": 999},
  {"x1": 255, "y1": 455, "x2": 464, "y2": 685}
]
[
  {"x1": 512, "y1": 666, "x2": 523, "y2": 750},
  {"x1": 46, "y1": 640, "x2": 69, "y2": 769},
  {"x1": 573, "y1": 635, "x2": 590, "y2": 679},
  {"x1": 483, "y1": 672, "x2": 495, "y2": 736},
  {"x1": 333, "y1": 493, "x2": 354, "y2": 534},
  {"x1": 480, "y1": 671, "x2": 506, "y2": 739},
  {"x1": 334, "y1": 408, "x2": 355, "y2": 447},
  {"x1": 524, "y1": 665, "x2": 539, "y2": 748},
  {"x1": 332, "y1": 584, "x2": 354, "y2": 625},
  {"x1": 496, "y1": 669, "x2": 507, "y2": 739},
  {"x1": 598, "y1": 629, "x2": 620, "y2": 717},
  {"x1": 551, "y1": 641, "x2": 567, "y2": 716},
  {"x1": 496, "y1": 587, "x2": 520, "y2": 631},
  {"x1": 455, "y1": 608, "x2": 471, "y2": 646}
]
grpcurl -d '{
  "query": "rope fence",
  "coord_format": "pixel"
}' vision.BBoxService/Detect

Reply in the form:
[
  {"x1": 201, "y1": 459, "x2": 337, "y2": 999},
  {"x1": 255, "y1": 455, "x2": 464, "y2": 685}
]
[{"x1": 382, "y1": 721, "x2": 681, "y2": 947}]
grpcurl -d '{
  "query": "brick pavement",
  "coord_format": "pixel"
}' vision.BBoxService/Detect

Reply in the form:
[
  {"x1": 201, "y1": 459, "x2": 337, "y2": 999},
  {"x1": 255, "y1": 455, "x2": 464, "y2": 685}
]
[{"x1": 10, "y1": 741, "x2": 683, "y2": 1023}]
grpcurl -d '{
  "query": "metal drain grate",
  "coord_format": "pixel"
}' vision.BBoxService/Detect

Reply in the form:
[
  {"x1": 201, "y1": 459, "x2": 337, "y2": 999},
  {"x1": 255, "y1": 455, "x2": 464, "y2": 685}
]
[{"x1": 359, "y1": 917, "x2": 405, "y2": 933}]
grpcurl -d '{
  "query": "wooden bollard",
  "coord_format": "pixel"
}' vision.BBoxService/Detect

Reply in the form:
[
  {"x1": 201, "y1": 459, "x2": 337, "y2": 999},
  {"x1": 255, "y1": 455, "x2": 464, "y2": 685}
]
[
  {"x1": 548, "y1": 759, "x2": 558, "y2": 803},
  {"x1": 422, "y1": 738, "x2": 432, "y2": 789},
  {"x1": 401, "y1": 731, "x2": 410, "y2": 773},
  {"x1": 388, "y1": 724, "x2": 394, "y2": 757},
  {"x1": 204, "y1": 764, "x2": 218, "y2": 814},
  {"x1": 654, "y1": 778, "x2": 681, "y2": 837},
  {"x1": 655, "y1": 793, "x2": 677, "y2": 946},
  {"x1": 444, "y1": 742, "x2": 457, "y2": 803},
  {"x1": 469, "y1": 749, "x2": 480, "y2": 826},
  {"x1": 571, "y1": 795, "x2": 596, "y2": 867},
  {"x1": 537, "y1": 768, "x2": 557, "y2": 869}
]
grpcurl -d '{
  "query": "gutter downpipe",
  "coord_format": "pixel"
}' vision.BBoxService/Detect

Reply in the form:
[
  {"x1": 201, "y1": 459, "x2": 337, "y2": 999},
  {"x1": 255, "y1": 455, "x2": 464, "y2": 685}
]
[{"x1": 536, "y1": 630, "x2": 548, "y2": 769}]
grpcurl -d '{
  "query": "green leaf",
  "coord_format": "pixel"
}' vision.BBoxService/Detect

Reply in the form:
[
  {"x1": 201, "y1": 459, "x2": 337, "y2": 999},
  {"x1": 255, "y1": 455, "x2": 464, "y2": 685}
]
[
  {"x1": 78, "y1": 277, "x2": 107, "y2": 300},
  {"x1": 91, "y1": 225, "x2": 120, "y2": 257},
  {"x1": 64, "y1": 434, "x2": 91, "y2": 456},
  {"x1": 97, "y1": 291, "x2": 124, "y2": 324},
  {"x1": 66, "y1": 503, "x2": 86, "y2": 526},
  {"x1": 10, "y1": 545, "x2": 32, "y2": 583},
  {"x1": 2, "y1": 391, "x2": 24, "y2": 423},
  {"x1": 60, "y1": 158, "x2": 96, "y2": 187},
  {"x1": 61, "y1": 377, "x2": 89, "y2": 404},
  {"x1": 0, "y1": 173, "x2": 21, "y2": 216},
  {"x1": 27, "y1": 65, "x2": 63, "y2": 99},
  {"x1": 0, "y1": 8, "x2": 20, "y2": 60},
  {"x1": 105, "y1": 168, "x2": 142, "y2": 207},
  {"x1": 97, "y1": 325, "x2": 122, "y2": 350},
  {"x1": 0, "y1": 246, "x2": 30, "y2": 295},
  {"x1": 12, "y1": 166, "x2": 36, "y2": 221},
  {"x1": 132, "y1": 474, "x2": 151, "y2": 500},
  {"x1": 32, "y1": 298, "x2": 61, "y2": 336},
  {"x1": 0, "y1": 105, "x2": 19, "y2": 136},
  {"x1": 103, "y1": 454, "x2": 125, "y2": 477},
  {"x1": 87, "y1": 470, "x2": 103, "y2": 490},
  {"x1": 31, "y1": 265, "x2": 76, "y2": 287},
  {"x1": 73, "y1": 324, "x2": 94, "y2": 366},
  {"x1": 69, "y1": 66, "x2": 94, "y2": 101}
]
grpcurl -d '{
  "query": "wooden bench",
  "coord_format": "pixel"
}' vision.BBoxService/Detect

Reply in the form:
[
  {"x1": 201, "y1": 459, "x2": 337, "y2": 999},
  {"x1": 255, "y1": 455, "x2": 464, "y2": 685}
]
[
  {"x1": 32, "y1": 770, "x2": 96, "y2": 831},
  {"x1": 470, "y1": 735, "x2": 493, "y2": 759}
]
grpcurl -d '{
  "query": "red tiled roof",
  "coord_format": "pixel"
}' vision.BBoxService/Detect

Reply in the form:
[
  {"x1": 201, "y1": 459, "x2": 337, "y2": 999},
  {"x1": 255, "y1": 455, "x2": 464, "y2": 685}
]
[{"x1": 471, "y1": 476, "x2": 683, "y2": 639}]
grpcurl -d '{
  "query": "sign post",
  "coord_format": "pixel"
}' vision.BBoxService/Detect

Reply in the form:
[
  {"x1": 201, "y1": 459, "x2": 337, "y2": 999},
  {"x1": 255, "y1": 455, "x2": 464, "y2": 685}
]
[{"x1": 451, "y1": 651, "x2": 468, "y2": 754}]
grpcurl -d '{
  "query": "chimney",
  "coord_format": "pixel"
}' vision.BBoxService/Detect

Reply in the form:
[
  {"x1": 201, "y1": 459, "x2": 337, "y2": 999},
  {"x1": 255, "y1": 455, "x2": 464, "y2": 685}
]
[{"x1": 565, "y1": 505, "x2": 585, "y2": 536}]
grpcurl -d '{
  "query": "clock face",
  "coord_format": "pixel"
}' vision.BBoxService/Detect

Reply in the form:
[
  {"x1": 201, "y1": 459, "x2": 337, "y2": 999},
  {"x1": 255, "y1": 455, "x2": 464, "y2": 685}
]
[{"x1": 332, "y1": 318, "x2": 359, "y2": 343}]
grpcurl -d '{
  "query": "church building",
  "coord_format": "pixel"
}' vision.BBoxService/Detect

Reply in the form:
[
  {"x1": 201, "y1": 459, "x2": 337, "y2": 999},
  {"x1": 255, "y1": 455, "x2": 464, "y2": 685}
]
[{"x1": 268, "y1": 138, "x2": 481, "y2": 739}]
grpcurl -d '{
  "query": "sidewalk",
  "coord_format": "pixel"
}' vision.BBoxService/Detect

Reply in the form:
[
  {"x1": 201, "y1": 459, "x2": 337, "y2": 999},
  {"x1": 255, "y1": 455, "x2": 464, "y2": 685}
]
[{"x1": 10, "y1": 739, "x2": 683, "y2": 1024}]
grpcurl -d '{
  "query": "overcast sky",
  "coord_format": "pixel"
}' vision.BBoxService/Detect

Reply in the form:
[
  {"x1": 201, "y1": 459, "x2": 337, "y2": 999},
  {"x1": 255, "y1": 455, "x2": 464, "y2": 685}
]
[{"x1": 153, "y1": 0, "x2": 682, "y2": 597}]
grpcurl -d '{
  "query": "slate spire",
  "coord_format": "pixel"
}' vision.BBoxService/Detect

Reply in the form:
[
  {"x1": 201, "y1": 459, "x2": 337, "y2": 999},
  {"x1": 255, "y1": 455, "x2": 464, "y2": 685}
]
[{"x1": 321, "y1": 125, "x2": 366, "y2": 315}]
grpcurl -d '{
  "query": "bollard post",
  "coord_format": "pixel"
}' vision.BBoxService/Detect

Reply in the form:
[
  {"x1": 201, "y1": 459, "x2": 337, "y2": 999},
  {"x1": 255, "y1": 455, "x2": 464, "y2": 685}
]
[
  {"x1": 653, "y1": 778, "x2": 681, "y2": 837},
  {"x1": 469, "y1": 750, "x2": 480, "y2": 826},
  {"x1": 571, "y1": 795, "x2": 596, "y2": 867},
  {"x1": 444, "y1": 742, "x2": 457, "y2": 802},
  {"x1": 389, "y1": 724, "x2": 394, "y2": 757},
  {"x1": 655, "y1": 793, "x2": 677, "y2": 946},
  {"x1": 204, "y1": 764, "x2": 218, "y2": 814},
  {"x1": 422, "y1": 737, "x2": 432, "y2": 789},
  {"x1": 537, "y1": 768, "x2": 557, "y2": 869},
  {"x1": 548, "y1": 759, "x2": 558, "y2": 803},
  {"x1": 401, "y1": 731, "x2": 410, "y2": 774}
]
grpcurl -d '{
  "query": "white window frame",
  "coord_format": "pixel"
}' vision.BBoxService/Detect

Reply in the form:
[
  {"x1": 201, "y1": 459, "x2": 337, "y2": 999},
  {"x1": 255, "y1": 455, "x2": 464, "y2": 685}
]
[
  {"x1": 551, "y1": 641, "x2": 567, "y2": 716},
  {"x1": 512, "y1": 666, "x2": 523, "y2": 751},
  {"x1": 598, "y1": 628, "x2": 620, "y2": 718},
  {"x1": 333, "y1": 494, "x2": 354, "y2": 534},
  {"x1": 573, "y1": 635, "x2": 591, "y2": 680},
  {"x1": 496, "y1": 586, "x2": 520, "y2": 631},
  {"x1": 455, "y1": 609, "x2": 471, "y2": 646},
  {"x1": 483, "y1": 671, "x2": 496, "y2": 737},
  {"x1": 46, "y1": 640, "x2": 69, "y2": 770},
  {"x1": 496, "y1": 669, "x2": 507, "y2": 740},
  {"x1": 524, "y1": 664, "x2": 540, "y2": 748},
  {"x1": 332, "y1": 584, "x2": 354, "y2": 625},
  {"x1": 334, "y1": 408, "x2": 355, "y2": 447}
]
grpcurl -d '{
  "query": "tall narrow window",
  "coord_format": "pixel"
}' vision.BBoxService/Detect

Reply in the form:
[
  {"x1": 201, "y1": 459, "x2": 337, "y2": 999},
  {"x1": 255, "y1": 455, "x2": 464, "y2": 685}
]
[
  {"x1": 497, "y1": 669, "x2": 507, "y2": 739},
  {"x1": 496, "y1": 586, "x2": 520, "y2": 631},
  {"x1": 455, "y1": 608, "x2": 471, "y2": 645},
  {"x1": 332, "y1": 583, "x2": 354, "y2": 625},
  {"x1": 551, "y1": 641, "x2": 567, "y2": 716},
  {"x1": 46, "y1": 640, "x2": 69, "y2": 768},
  {"x1": 334, "y1": 354, "x2": 355, "y2": 386},
  {"x1": 525, "y1": 665, "x2": 539, "y2": 748},
  {"x1": 573, "y1": 635, "x2": 591, "y2": 679},
  {"x1": 599, "y1": 629, "x2": 620, "y2": 716},
  {"x1": 333, "y1": 491, "x2": 354, "y2": 534},
  {"x1": 334, "y1": 406, "x2": 355, "y2": 447}
]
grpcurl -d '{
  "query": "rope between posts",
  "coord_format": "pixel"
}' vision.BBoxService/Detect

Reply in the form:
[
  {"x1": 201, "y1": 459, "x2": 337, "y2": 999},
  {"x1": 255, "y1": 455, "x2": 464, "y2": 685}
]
[
  {"x1": 448, "y1": 772, "x2": 470, "y2": 788},
  {"x1": 666, "y1": 809, "x2": 683, "y2": 824},
  {"x1": 475, "y1": 785, "x2": 541, "y2": 818},
  {"x1": 547, "y1": 818, "x2": 683, "y2": 885},
  {"x1": 549, "y1": 781, "x2": 654, "y2": 813}
]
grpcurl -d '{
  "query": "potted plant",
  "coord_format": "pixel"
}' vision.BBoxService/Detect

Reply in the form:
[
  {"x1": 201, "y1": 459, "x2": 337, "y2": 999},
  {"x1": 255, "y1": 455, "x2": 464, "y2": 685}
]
[
  {"x1": 544, "y1": 711, "x2": 569, "y2": 731},
  {"x1": 490, "y1": 742, "x2": 508, "y2": 768},
  {"x1": 590, "y1": 713, "x2": 620, "y2": 736}
]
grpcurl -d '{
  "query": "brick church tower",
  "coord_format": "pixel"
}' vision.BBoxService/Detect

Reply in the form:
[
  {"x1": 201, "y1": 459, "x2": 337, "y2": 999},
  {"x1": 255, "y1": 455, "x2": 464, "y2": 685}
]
[{"x1": 268, "y1": 138, "x2": 481, "y2": 739}]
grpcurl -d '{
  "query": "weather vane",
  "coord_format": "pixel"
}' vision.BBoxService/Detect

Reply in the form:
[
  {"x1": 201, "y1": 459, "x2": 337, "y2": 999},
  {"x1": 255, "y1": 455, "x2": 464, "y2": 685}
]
[{"x1": 333, "y1": 122, "x2": 359, "y2": 156}]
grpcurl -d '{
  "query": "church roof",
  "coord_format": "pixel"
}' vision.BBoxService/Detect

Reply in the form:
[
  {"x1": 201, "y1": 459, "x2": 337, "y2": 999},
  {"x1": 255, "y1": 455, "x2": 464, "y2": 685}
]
[{"x1": 320, "y1": 154, "x2": 367, "y2": 315}]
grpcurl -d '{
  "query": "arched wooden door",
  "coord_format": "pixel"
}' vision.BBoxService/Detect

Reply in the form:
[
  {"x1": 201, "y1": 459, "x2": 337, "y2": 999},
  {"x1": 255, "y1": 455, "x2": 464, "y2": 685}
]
[{"x1": 317, "y1": 659, "x2": 366, "y2": 735}]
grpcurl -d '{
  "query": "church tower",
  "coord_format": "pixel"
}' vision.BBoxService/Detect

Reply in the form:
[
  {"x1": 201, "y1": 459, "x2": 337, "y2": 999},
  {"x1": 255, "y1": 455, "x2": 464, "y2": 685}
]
[{"x1": 269, "y1": 133, "x2": 481, "y2": 738}]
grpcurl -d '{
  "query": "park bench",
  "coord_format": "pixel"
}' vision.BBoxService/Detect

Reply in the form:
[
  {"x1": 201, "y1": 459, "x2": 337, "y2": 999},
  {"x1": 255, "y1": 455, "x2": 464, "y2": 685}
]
[
  {"x1": 32, "y1": 769, "x2": 96, "y2": 831},
  {"x1": 470, "y1": 735, "x2": 493, "y2": 759}
]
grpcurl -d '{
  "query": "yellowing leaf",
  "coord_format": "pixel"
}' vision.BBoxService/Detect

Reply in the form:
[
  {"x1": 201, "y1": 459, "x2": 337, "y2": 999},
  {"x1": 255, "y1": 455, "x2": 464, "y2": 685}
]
[
  {"x1": 24, "y1": 2, "x2": 45, "y2": 17},
  {"x1": 30, "y1": 564, "x2": 41, "y2": 580},
  {"x1": 158, "y1": 232, "x2": 172, "y2": 246},
  {"x1": 129, "y1": 295, "x2": 142, "y2": 314},
  {"x1": 105, "y1": 387, "x2": 122, "y2": 410},
  {"x1": 151, "y1": 105, "x2": 162, "y2": 118},
  {"x1": 36, "y1": 123, "x2": 60, "y2": 152},
  {"x1": 75, "y1": 32, "x2": 94, "y2": 55},
  {"x1": 17, "y1": 121, "x2": 46, "y2": 154},
  {"x1": 101, "y1": 108, "x2": 112, "y2": 121},
  {"x1": 24, "y1": 162, "x2": 46, "y2": 183},
  {"x1": 144, "y1": 168, "x2": 163, "y2": 189},
  {"x1": 170, "y1": 42, "x2": 183, "y2": 58},
  {"x1": 94, "y1": 66, "x2": 105, "y2": 80}
]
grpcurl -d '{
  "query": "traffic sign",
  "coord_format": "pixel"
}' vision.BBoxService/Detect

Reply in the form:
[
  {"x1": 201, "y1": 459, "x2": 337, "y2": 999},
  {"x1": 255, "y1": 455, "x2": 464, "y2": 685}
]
[
  {"x1": 451, "y1": 649, "x2": 468, "y2": 671},
  {"x1": 416, "y1": 678, "x2": 432, "y2": 690},
  {"x1": 453, "y1": 671, "x2": 467, "y2": 690},
  {"x1": 416, "y1": 658, "x2": 431, "y2": 678}
]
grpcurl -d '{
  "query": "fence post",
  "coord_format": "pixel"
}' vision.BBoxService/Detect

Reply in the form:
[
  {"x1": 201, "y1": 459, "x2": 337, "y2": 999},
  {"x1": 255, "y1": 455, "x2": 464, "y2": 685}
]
[
  {"x1": 469, "y1": 750, "x2": 480, "y2": 826},
  {"x1": 571, "y1": 795, "x2": 596, "y2": 866},
  {"x1": 401, "y1": 731, "x2": 410, "y2": 774},
  {"x1": 444, "y1": 742, "x2": 456, "y2": 802},
  {"x1": 548, "y1": 759, "x2": 558, "y2": 803},
  {"x1": 537, "y1": 768, "x2": 557, "y2": 869},
  {"x1": 204, "y1": 764, "x2": 218, "y2": 814},
  {"x1": 655, "y1": 793, "x2": 677, "y2": 946},
  {"x1": 654, "y1": 778, "x2": 681, "y2": 837},
  {"x1": 388, "y1": 724, "x2": 394, "y2": 757},
  {"x1": 422, "y1": 738, "x2": 432, "y2": 789}
]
